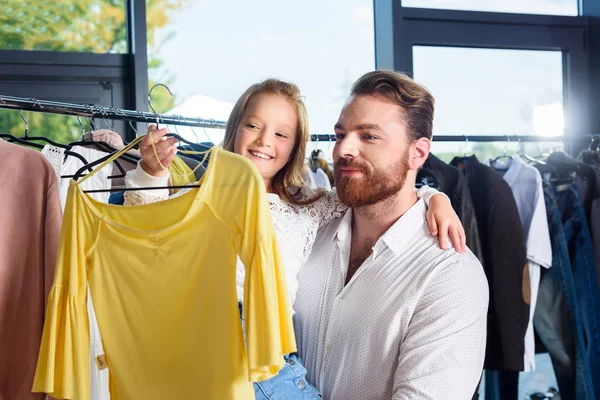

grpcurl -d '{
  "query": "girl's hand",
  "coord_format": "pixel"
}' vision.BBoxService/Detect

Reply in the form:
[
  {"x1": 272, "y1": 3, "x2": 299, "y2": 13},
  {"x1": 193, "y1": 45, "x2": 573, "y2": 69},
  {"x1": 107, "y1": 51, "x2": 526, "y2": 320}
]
[
  {"x1": 426, "y1": 194, "x2": 467, "y2": 253},
  {"x1": 139, "y1": 124, "x2": 178, "y2": 177}
]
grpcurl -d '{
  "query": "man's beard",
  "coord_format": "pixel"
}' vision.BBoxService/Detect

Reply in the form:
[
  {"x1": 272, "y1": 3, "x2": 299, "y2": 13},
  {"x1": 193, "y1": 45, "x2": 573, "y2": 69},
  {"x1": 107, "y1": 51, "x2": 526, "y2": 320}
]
[{"x1": 334, "y1": 152, "x2": 410, "y2": 208}]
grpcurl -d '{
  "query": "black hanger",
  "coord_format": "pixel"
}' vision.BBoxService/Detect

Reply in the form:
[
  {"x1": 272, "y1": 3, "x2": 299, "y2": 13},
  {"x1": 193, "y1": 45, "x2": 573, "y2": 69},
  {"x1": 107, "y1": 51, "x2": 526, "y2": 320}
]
[
  {"x1": 0, "y1": 109, "x2": 93, "y2": 171},
  {"x1": 73, "y1": 139, "x2": 204, "y2": 193},
  {"x1": 74, "y1": 85, "x2": 204, "y2": 192}
]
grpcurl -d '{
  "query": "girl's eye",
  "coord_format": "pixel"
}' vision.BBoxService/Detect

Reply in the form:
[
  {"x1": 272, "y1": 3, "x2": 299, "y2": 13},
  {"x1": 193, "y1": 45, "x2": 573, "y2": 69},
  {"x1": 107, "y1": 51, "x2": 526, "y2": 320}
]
[{"x1": 276, "y1": 132, "x2": 289, "y2": 139}]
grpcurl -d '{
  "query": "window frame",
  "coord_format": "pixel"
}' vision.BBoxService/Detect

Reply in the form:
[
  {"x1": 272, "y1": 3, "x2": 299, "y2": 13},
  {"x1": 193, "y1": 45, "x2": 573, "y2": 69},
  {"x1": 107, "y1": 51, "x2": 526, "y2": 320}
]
[{"x1": 374, "y1": 0, "x2": 599, "y2": 156}]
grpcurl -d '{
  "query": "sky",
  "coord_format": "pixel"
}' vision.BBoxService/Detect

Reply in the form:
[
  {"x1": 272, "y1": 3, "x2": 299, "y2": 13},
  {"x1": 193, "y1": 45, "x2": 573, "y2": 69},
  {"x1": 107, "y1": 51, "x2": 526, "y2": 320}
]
[{"x1": 149, "y1": 0, "x2": 575, "y2": 156}]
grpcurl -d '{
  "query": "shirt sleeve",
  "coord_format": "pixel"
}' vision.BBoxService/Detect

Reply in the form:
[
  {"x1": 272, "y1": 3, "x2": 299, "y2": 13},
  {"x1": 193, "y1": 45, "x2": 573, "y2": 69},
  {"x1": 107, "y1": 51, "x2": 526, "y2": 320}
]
[
  {"x1": 123, "y1": 161, "x2": 171, "y2": 205},
  {"x1": 33, "y1": 185, "x2": 91, "y2": 400},
  {"x1": 235, "y1": 168, "x2": 297, "y2": 382},
  {"x1": 416, "y1": 185, "x2": 448, "y2": 208},
  {"x1": 393, "y1": 255, "x2": 489, "y2": 399}
]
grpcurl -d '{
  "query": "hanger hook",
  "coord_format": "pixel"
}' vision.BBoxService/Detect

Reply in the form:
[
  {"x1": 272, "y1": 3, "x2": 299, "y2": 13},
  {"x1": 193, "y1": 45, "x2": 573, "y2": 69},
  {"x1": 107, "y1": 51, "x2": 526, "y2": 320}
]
[
  {"x1": 148, "y1": 83, "x2": 174, "y2": 129},
  {"x1": 76, "y1": 115, "x2": 87, "y2": 139},
  {"x1": 463, "y1": 135, "x2": 469, "y2": 156},
  {"x1": 504, "y1": 135, "x2": 510, "y2": 156},
  {"x1": 27, "y1": 97, "x2": 44, "y2": 110},
  {"x1": 18, "y1": 109, "x2": 28, "y2": 137},
  {"x1": 200, "y1": 122, "x2": 211, "y2": 143}
]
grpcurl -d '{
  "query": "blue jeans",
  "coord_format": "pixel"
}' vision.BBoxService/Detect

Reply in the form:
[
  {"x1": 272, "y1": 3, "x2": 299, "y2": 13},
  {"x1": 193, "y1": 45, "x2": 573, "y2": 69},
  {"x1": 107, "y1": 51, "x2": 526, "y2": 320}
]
[
  {"x1": 253, "y1": 354, "x2": 322, "y2": 400},
  {"x1": 239, "y1": 303, "x2": 321, "y2": 399},
  {"x1": 534, "y1": 184, "x2": 600, "y2": 399}
]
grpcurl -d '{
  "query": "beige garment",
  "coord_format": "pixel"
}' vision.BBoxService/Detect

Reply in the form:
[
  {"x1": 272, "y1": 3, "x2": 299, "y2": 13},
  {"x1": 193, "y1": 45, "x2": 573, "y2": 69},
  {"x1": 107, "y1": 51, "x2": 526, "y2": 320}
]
[{"x1": 0, "y1": 139, "x2": 62, "y2": 400}]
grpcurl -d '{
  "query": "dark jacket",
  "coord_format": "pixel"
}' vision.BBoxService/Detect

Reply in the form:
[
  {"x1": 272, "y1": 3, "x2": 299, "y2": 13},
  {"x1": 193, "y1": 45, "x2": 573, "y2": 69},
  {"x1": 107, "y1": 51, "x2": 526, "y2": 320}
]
[
  {"x1": 451, "y1": 155, "x2": 529, "y2": 371},
  {"x1": 419, "y1": 154, "x2": 484, "y2": 264}
]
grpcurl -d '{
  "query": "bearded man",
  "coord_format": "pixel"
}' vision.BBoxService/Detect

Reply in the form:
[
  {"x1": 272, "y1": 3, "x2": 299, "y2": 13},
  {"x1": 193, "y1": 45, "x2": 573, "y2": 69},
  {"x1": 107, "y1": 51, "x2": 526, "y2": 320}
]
[{"x1": 293, "y1": 70, "x2": 489, "y2": 400}]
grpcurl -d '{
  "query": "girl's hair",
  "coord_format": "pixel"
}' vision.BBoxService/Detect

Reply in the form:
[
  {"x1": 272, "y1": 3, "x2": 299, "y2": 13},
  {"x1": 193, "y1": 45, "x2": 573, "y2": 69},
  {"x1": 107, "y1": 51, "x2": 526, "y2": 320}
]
[{"x1": 222, "y1": 78, "x2": 322, "y2": 205}]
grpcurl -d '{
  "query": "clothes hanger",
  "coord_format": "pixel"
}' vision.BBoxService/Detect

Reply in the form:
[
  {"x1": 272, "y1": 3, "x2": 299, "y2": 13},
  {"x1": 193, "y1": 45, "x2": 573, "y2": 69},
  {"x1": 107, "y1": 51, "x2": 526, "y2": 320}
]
[
  {"x1": 450, "y1": 135, "x2": 473, "y2": 167},
  {"x1": 490, "y1": 135, "x2": 514, "y2": 168},
  {"x1": 63, "y1": 110, "x2": 135, "y2": 179},
  {"x1": 147, "y1": 84, "x2": 211, "y2": 148},
  {"x1": 74, "y1": 84, "x2": 208, "y2": 192},
  {"x1": 0, "y1": 106, "x2": 90, "y2": 168}
]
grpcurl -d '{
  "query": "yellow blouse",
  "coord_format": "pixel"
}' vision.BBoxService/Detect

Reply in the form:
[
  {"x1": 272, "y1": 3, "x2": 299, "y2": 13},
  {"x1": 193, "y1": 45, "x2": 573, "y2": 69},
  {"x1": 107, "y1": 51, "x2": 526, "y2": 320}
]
[{"x1": 32, "y1": 146, "x2": 296, "y2": 399}]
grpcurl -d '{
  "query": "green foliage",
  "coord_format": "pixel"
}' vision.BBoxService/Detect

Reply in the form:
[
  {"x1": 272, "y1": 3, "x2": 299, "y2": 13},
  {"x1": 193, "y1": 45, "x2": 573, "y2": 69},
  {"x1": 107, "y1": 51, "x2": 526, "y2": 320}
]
[{"x1": 0, "y1": 0, "x2": 186, "y2": 143}]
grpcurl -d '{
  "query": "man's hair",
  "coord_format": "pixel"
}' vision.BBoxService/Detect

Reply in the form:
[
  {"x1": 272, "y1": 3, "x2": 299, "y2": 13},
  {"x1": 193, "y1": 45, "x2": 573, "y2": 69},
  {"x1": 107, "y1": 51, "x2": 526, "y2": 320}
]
[{"x1": 350, "y1": 70, "x2": 435, "y2": 141}]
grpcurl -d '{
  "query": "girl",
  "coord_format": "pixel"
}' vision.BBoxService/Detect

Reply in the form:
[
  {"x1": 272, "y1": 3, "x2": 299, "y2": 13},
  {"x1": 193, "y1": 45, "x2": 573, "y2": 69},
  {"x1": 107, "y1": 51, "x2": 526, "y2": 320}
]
[{"x1": 126, "y1": 79, "x2": 466, "y2": 399}]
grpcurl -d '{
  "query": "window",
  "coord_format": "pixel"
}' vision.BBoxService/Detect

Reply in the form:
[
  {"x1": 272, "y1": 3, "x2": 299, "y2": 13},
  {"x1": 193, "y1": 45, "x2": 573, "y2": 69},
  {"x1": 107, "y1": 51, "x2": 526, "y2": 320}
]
[
  {"x1": 1, "y1": 0, "x2": 127, "y2": 53},
  {"x1": 413, "y1": 46, "x2": 565, "y2": 161},
  {"x1": 147, "y1": 0, "x2": 375, "y2": 159},
  {"x1": 401, "y1": 0, "x2": 578, "y2": 16}
]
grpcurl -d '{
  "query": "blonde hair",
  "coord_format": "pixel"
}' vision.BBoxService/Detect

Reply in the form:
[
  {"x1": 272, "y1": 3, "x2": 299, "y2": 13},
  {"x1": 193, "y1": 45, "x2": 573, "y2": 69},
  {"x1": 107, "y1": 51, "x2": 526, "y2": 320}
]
[{"x1": 222, "y1": 78, "x2": 321, "y2": 205}]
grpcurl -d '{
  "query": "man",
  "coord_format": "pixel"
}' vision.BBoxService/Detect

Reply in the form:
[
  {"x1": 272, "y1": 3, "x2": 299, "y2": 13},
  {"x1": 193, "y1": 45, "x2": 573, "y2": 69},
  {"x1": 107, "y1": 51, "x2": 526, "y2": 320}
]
[{"x1": 293, "y1": 70, "x2": 489, "y2": 400}]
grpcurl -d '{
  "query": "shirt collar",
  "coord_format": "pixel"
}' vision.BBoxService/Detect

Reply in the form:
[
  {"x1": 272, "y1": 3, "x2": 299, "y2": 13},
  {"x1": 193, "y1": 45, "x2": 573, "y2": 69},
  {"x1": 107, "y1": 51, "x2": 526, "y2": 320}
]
[
  {"x1": 501, "y1": 156, "x2": 523, "y2": 186},
  {"x1": 333, "y1": 208, "x2": 353, "y2": 243},
  {"x1": 332, "y1": 199, "x2": 427, "y2": 257}
]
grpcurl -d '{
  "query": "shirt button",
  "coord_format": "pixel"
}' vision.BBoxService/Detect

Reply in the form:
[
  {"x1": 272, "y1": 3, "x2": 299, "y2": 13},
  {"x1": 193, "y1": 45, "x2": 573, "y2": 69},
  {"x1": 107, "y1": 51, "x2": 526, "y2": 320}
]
[
  {"x1": 287, "y1": 358, "x2": 296, "y2": 366},
  {"x1": 340, "y1": 295, "x2": 346, "y2": 300},
  {"x1": 326, "y1": 345, "x2": 331, "y2": 352},
  {"x1": 298, "y1": 380, "x2": 306, "y2": 389}
]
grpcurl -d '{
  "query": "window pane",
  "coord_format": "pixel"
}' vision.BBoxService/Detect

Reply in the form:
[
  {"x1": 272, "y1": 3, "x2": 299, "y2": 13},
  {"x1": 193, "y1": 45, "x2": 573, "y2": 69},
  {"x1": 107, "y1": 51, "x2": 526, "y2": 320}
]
[
  {"x1": 1, "y1": 0, "x2": 127, "y2": 53},
  {"x1": 147, "y1": 0, "x2": 375, "y2": 156},
  {"x1": 413, "y1": 46, "x2": 564, "y2": 161},
  {"x1": 402, "y1": 0, "x2": 578, "y2": 16}
]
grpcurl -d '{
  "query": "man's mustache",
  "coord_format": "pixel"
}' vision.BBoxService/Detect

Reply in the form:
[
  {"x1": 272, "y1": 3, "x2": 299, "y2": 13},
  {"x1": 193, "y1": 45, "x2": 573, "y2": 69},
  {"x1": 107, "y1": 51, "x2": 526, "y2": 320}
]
[{"x1": 334, "y1": 158, "x2": 369, "y2": 174}]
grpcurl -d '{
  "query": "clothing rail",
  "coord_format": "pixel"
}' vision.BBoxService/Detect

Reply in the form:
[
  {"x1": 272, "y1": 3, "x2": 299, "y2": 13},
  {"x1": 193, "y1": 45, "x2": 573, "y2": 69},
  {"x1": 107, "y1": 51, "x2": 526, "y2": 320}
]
[
  {"x1": 310, "y1": 134, "x2": 600, "y2": 142},
  {"x1": 0, "y1": 94, "x2": 227, "y2": 129}
]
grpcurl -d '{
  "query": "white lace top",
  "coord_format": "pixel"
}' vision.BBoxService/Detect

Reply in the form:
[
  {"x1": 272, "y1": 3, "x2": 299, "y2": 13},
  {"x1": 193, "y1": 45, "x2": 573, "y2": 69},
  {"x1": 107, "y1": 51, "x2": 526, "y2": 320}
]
[{"x1": 124, "y1": 163, "x2": 441, "y2": 313}]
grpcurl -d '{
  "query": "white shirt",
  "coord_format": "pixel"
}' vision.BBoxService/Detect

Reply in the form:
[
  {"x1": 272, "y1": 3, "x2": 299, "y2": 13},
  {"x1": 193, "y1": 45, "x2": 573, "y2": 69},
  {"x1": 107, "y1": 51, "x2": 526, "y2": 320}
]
[
  {"x1": 484, "y1": 156, "x2": 552, "y2": 371},
  {"x1": 125, "y1": 163, "x2": 443, "y2": 313},
  {"x1": 294, "y1": 199, "x2": 489, "y2": 400}
]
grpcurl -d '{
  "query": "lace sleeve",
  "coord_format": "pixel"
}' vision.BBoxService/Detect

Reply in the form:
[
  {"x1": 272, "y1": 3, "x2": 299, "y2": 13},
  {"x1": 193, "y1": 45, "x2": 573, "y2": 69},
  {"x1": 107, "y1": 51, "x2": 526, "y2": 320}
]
[{"x1": 123, "y1": 162, "x2": 171, "y2": 206}]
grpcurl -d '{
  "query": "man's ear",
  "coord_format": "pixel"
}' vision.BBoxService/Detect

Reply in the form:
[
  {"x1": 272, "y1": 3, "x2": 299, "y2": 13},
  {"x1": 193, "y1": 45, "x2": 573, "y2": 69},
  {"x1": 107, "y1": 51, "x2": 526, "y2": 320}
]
[{"x1": 409, "y1": 138, "x2": 431, "y2": 171}]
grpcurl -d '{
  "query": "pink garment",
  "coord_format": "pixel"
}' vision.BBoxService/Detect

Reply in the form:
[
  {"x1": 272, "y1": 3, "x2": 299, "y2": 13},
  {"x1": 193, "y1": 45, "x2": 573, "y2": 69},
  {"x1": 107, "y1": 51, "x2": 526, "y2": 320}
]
[{"x1": 0, "y1": 140, "x2": 62, "y2": 400}]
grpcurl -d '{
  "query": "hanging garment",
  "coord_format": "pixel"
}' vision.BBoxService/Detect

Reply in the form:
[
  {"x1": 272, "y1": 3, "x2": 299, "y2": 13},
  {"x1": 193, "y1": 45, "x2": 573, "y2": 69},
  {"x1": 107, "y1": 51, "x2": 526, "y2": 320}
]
[
  {"x1": 420, "y1": 154, "x2": 483, "y2": 263},
  {"x1": 534, "y1": 183, "x2": 600, "y2": 399},
  {"x1": 577, "y1": 150, "x2": 600, "y2": 295},
  {"x1": 32, "y1": 147, "x2": 296, "y2": 400},
  {"x1": 484, "y1": 156, "x2": 553, "y2": 372},
  {"x1": 451, "y1": 155, "x2": 529, "y2": 372},
  {"x1": 0, "y1": 140, "x2": 62, "y2": 400},
  {"x1": 40, "y1": 145, "x2": 112, "y2": 207},
  {"x1": 42, "y1": 144, "x2": 112, "y2": 400}
]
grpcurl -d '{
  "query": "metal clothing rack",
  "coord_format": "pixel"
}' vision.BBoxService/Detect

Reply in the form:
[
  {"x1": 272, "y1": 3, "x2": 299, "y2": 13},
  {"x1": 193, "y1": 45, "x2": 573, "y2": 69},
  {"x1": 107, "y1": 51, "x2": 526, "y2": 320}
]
[
  {"x1": 0, "y1": 94, "x2": 227, "y2": 129},
  {"x1": 310, "y1": 134, "x2": 600, "y2": 142}
]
